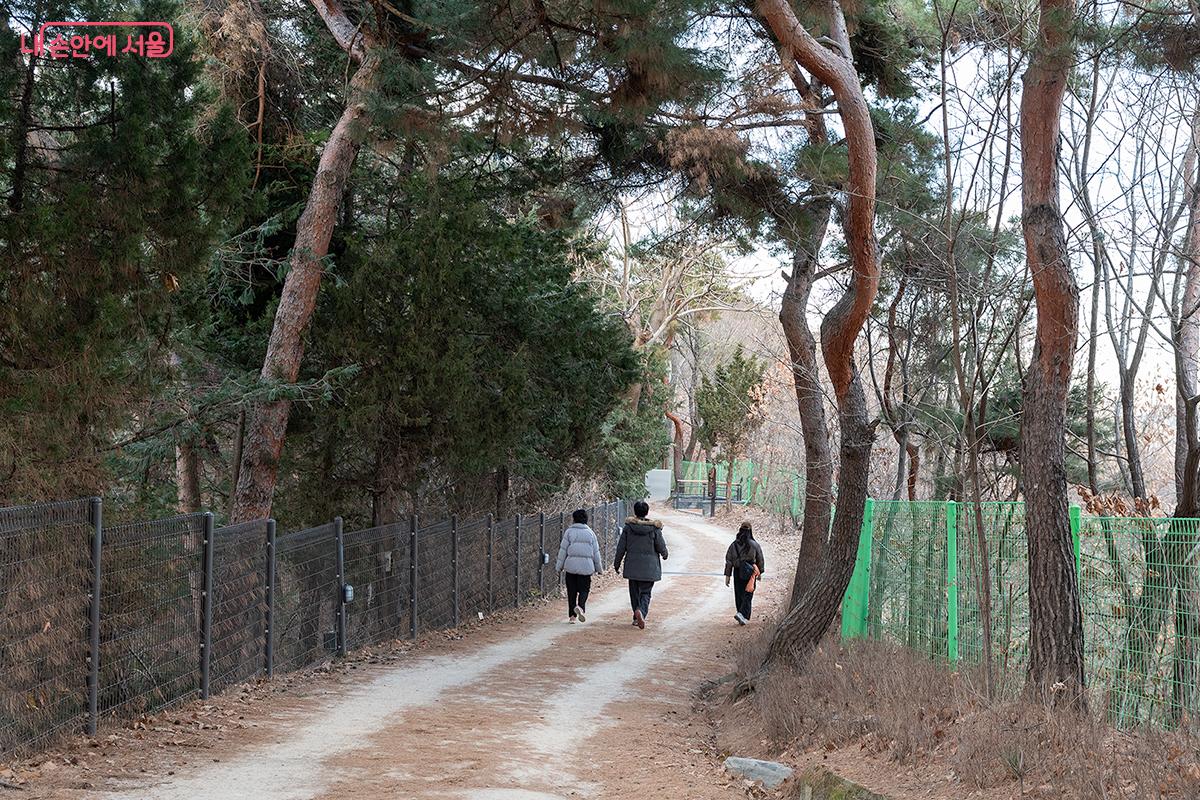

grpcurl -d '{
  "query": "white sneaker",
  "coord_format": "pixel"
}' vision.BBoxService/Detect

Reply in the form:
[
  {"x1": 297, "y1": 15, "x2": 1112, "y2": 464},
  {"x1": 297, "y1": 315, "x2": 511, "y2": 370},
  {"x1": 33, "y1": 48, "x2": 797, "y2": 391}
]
[
  {"x1": 569, "y1": 617, "x2": 576, "y2": 624},
  {"x1": 735, "y1": 613, "x2": 747, "y2": 626},
  {"x1": 575, "y1": 606, "x2": 586, "y2": 623}
]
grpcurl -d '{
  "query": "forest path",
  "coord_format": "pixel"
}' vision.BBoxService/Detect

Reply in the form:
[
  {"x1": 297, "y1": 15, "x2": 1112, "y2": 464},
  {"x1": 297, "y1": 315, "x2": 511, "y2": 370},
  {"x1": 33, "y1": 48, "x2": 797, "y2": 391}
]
[{"x1": 71, "y1": 508, "x2": 779, "y2": 800}]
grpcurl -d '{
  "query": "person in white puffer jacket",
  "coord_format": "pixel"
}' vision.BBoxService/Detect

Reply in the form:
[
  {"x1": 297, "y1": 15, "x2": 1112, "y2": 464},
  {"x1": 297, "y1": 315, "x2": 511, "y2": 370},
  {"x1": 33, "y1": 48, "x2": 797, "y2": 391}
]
[{"x1": 555, "y1": 508, "x2": 604, "y2": 623}]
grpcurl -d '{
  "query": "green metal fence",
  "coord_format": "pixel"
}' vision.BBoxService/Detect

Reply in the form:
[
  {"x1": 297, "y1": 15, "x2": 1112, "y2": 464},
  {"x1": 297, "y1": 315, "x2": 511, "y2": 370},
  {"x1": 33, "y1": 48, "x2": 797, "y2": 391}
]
[
  {"x1": 840, "y1": 499, "x2": 1200, "y2": 727},
  {"x1": 677, "y1": 459, "x2": 802, "y2": 517}
]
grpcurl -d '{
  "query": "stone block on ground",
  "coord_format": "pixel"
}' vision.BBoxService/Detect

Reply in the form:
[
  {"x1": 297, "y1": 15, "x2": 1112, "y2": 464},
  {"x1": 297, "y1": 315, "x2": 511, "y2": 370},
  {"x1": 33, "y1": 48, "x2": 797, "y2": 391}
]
[{"x1": 724, "y1": 756, "x2": 794, "y2": 789}]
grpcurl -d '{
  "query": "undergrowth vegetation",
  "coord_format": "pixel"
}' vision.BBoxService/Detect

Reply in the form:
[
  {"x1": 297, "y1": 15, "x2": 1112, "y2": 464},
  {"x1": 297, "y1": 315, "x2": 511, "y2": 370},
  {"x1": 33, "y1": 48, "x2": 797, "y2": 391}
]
[{"x1": 734, "y1": 626, "x2": 1200, "y2": 798}]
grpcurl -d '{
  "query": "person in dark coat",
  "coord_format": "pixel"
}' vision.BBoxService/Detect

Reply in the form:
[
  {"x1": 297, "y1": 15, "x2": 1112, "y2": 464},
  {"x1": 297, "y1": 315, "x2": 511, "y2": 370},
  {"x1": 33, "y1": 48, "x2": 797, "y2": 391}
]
[
  {"x1": 613, "y1": 500, "x2": 668, "y2": 629},
  {"x1": 724, "y1": 521, "x2": 765, "y2": 625}
]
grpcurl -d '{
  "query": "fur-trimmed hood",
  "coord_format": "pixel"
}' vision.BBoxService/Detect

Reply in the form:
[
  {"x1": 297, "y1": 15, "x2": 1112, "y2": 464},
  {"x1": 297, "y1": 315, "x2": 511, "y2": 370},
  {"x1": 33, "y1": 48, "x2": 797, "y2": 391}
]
[{"x1": 615, "y1": 515, "x2": 668, "y2": 581}]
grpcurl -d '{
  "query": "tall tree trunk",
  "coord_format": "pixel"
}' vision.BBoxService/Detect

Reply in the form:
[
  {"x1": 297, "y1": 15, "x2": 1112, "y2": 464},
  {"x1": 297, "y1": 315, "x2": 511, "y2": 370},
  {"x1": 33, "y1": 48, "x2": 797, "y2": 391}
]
[
  {"x1": 780, "y1": 209, "x2": 835, "y2": 607},
  {"x1": 231, "y1": 49, "x2": 379, "y2": 522},
  {"x1": 756, "y1": 0, "x2": 880, "y2": 666},
  {"x1": 1019, "y1": 0, "x2": 1085, "y2": 702},
  {"x1": 495, "y1": 466, "x2": 511, "y2": 520},
  {"x1": 9, "y1": 43, "x2": 37, "y2": 213},
  {"x1": 175, "y1": 440, "x2": 202, "y2": 514},
  {"x1": 666, "y1": 410, "x2": 686, "y2": 493},
  {"x1": 766, "y1": 5, "x2": 837, "y2": 611},
  {"x1": 368, "y1": 433, "x2": 406, "y2": 640},
  {"x1": 725, "y1": 458, "x2": 735, "y2": 508},
  {"x1": 1080, "y1": 56, "x2": 1103, "y2": 496},
  {"x1": 1176, "y1": 107, "x2": 1200, "y2": 509},
  {"x1": 1168, "y1": 106, "x2": 1200, "y2": 727},
  {"x1": 1086, "y1": 254, "x2": 1101, "y2": 494},
  {"x1": 228, "y1": 406, "x2": 247, "y2": 519},
  {"x1": 1119, "y1": 377, "x2": 1147, "y2": 499},
  {"x1": 683, "y1": 423, "x2": 699, "y2": 463},
  {"x1": 166, "y1": 351, "x2": 203, "y2": 514},
  {"x1": 868, "y1": 278, "x2": 912, "y2": 633}
]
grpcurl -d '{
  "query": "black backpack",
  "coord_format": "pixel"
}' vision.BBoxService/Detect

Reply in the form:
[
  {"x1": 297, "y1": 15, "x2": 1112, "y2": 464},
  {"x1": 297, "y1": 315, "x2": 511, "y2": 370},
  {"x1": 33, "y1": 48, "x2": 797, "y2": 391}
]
[{"x1": 734, "y1": 541, "x2": 756, "y2": 584}]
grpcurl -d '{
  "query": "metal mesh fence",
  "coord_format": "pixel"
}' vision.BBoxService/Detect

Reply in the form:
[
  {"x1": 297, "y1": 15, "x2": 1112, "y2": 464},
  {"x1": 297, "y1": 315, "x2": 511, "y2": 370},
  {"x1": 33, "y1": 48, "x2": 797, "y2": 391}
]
[
  {"x1": 274, "y1": 523, "x2": 338, "y2": 674},
  {"x1": 842, "y1": 500, "x2": 1200, "y2": 727},
  {"x1": 956, "y1": 503, "x2": 1029, "y2": 696},
  {"x1": 457, "y1": 515, "x2": 491, "y2": 621},
  {"x1": 210, "y1": 520, "x2": 270, "y2": 693},
  {"x1": 544, "y1": 512, "x2": 565, "y2": 597},
  {"x1": 0, "y1": 498, "x2": 621, "y2": 757},
  {"x1": 519, "y1": 514, "x2": 542, "y2": 601},
  {"x1": 0, "y1": 499, "x2": 94, "y2": 757},
  {"x1": 1079, "y1": 514, "x2": 1200, "y2": 727},
  {"x1": 342, "y1": 522, "x2": 410, "y2": 649},
  {"x1": 864, "y1": 501, "x2": 949, "y2": 662},
  {"x1": 493, "y1": 514, "x2": 519, "y2": 609},
  {"x1": 99, "y1": 514, "x2": 206, "y2": 723},
  {"x1": 415, "y1": 519, "x2": 454, "y2": 632}
]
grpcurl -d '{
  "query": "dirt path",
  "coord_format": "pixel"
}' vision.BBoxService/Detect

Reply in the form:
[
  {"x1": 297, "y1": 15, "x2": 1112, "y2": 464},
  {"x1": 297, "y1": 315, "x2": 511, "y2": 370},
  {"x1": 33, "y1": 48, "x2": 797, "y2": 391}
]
[{"x1": 30, "y1": 508, "x2": 784, "y2": 800}]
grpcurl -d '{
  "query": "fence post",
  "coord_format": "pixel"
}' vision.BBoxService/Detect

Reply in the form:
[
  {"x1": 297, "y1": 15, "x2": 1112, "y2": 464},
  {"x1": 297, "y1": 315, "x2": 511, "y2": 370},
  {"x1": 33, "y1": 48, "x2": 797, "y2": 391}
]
[
  {"x1": 486, "y1": 513, "x2": 494, "y2": 611},
  {"x1": 946, "y1": 501, "x2": 959, "y2": 665},
  {"x1": 200, "y1": 511, "x2": 215, "y2": 700},
  {"x1": 538, "y1": 512, "x2": 546, "y2": 597},
  {"x1": 709, "y1": 467, "x2": 717, "y2": 518},
  {"x1": 600, "y1": 504, "x2": 608, "y2": 565},
  {"x1": 514, "y1": 514, "x2": 522, "y2": 607},
  {"x1": 840, "y1": 498, "x2": 874, "y2": 640},
  {"x1": 1070, "y1": 504, "x2": 1082, "y2": 580},
  {"x1": 334, "y1": 517, "x2": 347, "y2": 657},
  {"x1": 451, "y1": 515, "x2": 460, "y2": 627},
  {"x1": 409, "y1": 514, "x2": 418, "y2": 640},
  {"x1": 265, "y1": 519, "x2": 276, "y2": 678},
  {"x1": 559, "y1": 511, "x2": 566, "y2": 593},
  {"x1": 87, "y1": 497, "x2": 102, "y2": 736}
]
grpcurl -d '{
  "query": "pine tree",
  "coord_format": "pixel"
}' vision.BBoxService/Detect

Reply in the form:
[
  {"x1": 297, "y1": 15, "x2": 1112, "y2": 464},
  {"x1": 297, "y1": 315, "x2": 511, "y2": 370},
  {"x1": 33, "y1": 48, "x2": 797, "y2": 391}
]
[{"x1": 0, "y1": 0, "x2": 246, "y2": 503}]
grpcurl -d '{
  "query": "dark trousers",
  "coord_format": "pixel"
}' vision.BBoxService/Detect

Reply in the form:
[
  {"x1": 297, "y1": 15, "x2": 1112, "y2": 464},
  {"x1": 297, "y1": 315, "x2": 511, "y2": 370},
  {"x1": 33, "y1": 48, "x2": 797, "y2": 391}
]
[
  {"x1": 733, "y1": 579, "x2": 754, "y2": 619},
  {"x1": 627, "y1": 579, "x2": 654, "y2": 617},
  {"x1": 565, "y1": 572, "x2": 591, "y2": 617}
]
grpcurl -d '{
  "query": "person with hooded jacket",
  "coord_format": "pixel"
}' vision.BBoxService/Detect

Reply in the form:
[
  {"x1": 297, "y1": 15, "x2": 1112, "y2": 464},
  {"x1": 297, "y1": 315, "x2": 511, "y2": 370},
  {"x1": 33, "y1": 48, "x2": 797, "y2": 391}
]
[
  {"x1": 555, "y1": 508, "x2": 604, "y2": 623},
  {"x1": 724, "y1": 521, "x2": 765, "y2": 625},
  {"x1": 613, "y1": 500, "x2": 668, "y2": 629}
]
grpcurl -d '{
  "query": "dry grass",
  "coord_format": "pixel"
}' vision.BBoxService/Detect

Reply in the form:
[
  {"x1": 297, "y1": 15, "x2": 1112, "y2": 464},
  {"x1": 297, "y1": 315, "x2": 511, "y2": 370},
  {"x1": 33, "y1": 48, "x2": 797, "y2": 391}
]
[{"x1": 733, "y1": 624, "x2": 1200, "y2": 799}]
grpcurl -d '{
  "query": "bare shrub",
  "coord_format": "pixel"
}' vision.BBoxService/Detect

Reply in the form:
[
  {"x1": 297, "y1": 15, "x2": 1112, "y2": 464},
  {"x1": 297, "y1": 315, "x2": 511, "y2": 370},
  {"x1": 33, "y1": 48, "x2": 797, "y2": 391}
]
[{"x1": 734, "y1": 635, "x2": 1200, "y2": 798}]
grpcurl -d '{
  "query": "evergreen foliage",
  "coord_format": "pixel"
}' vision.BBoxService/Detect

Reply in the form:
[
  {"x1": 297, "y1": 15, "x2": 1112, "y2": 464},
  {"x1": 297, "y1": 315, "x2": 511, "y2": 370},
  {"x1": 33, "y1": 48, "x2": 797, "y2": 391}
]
[{"x1": 0, "y1": 0, "x2": 247, "y2": 503}]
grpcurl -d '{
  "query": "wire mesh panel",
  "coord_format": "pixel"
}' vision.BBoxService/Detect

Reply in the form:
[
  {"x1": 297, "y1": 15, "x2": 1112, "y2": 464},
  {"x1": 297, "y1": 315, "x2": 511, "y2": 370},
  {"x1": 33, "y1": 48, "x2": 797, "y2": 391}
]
[
  {"x1": 519, "y1": 515, "x2": 542, "y2": 600},
  {"x1": 456, "y1": 515, "x2": 491, "y2": 620},
  {"x1": 342, "y1": 522, "x2": 410, "y2": 649},
  {"x1": 956, "y1": 502, "x2": 1029, "y2": 693},
  {"x1": 593, "y1": 506, "x2": 608, "y2": 566},
  {"x1": 274, "y1": 524, "x2": 337, "y2": 673},
  {"x1": 415, "y1": 520, "x2": 454, "y2": 633},
  {"x1": 0, "y1": 500, "x2": 94, "y2": 756},
  {"x1": 1080, "y1": 515, "x2": 1200, "y2": 727},
  {"x1": 492, "y1": 514, "x2": 518, "y2": 609},
  {"x1": 599, "y1": 502, "x2": 620, "y2": 564},
  {"x1": 99, "y1": 513, "x2": 206, "y2": 724},
  {"x1": 543, "y1": 512, "x2": 565, "y2": 597},
  {"x1": 865, "y1": 501, "x2": 949, "y2": 661},
  {"x1": 209, "y1": 520, "x2": 269, "y2": 693}
]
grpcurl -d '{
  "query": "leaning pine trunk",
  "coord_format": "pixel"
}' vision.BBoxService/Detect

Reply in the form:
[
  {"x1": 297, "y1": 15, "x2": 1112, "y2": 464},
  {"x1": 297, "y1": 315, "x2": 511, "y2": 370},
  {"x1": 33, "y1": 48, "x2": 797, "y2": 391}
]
[
  {"x1": 780, "y1": 207, "x2": 835, "y2": 607},
  {"x1": 1019, "y1": 0, "x2": 1086, "y2": 703},
  {"x1": 232, "y1": 54, "x2": 379, "y2": 522},
  {"x1": 756, "y1": 0, "x2": 881, "y2": 666}
]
